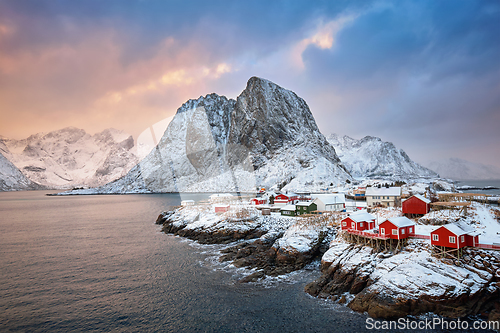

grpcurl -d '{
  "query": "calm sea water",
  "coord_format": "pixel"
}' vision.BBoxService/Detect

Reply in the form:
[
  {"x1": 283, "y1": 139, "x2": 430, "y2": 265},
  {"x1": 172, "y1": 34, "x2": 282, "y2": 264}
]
[
  {"x1": 456, "y1": 180, "x2": 500, "y2": 196},
  {"x1": 0, "y1": 191, "x2": 375, "y2": 333}
]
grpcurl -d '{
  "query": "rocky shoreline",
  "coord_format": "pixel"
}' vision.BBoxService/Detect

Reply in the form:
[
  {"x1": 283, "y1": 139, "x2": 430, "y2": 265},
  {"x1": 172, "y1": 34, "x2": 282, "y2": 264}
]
[
  {"x1": 156, "y1": 205, "x2": 500, "y2": 321},
  {"x1": 156, "y1": 207, "x2": 335, "y2": 278},
  {"x1": 304, "y1": 241, "x2": 500, "y2": 320}
]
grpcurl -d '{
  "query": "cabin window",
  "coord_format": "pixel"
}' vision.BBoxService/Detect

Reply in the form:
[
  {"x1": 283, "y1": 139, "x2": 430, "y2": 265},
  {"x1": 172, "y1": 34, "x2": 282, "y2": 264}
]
[
  {"x1": 449, "y1": 236, "x2": 456, "y2": 244},
  {"x1": 461, "y1": 235, "x2": 465, "y2": 243},
  {"x1": 380, "y1": 228, "x2": 385, "y2": 234},
  {"x1": 392, "y1": 229, "x2": 398, "y2": 235},
  {"x1": 409, "y1": 227, "x2": 413, "y2": 233},
  {"x1": 342, "y1": 222, "x2": 347, "y2": 227},
  {"x1": 432, "y1": 234, "x2": 438, "y2": 241},
  {"x1": 402, "y1": 229, "x2": 405, "y2": 235},
  {"x1": 351, "y1": 222, "x2": 355, "y2": 229},
  {"x1": 360, "y1": 222, "x2": 364, "y2": 227}
]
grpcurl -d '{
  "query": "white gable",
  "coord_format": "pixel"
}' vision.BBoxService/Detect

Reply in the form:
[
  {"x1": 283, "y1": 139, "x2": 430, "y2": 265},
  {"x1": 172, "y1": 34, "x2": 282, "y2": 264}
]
[{"x1": 311, "y1": 193, "x2": 346, "y2": 204}]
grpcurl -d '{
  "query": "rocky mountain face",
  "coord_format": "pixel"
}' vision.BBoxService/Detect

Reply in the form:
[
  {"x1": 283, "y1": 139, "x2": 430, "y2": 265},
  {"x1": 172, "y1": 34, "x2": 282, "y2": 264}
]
[
  {"x1": 0, "y1": 150, "x2": 43, "y2": 191},
  {"x1": 0, "y1": 127, "x2": 139, "y2": 189},
  {"x1": 76, "y1": 77, "x2": 351, "y2": 194},
  {"x1": 328, "y1": 134, "x2": 437, "y2": 179},
  {"x1": 426, "y1": 158, "x2": 500, "y2": 180}
]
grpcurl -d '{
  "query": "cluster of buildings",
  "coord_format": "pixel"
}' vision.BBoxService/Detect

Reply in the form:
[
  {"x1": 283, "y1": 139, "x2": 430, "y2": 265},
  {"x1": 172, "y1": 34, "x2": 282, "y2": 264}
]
[
  {"x1": 199, "y1": 187, "x2": 486, "y2": 255},
  {"x1": 251, "y1": 192, "x2": 347, "y2": 216},
  {"x1": 340, "y1": 195, "x2": 481, "y2": 255}
]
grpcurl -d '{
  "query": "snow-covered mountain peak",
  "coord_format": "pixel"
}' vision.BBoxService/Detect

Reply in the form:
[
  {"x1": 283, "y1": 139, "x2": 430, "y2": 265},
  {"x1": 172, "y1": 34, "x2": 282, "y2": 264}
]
[
  {"x1": 75, "y1": 77, "x2": 351, "y2": 194},
  {"x1": 0, "y1": 127, "x2": 139, "y2": 189},
  {"x1": 328, "y1": 133, "x2": 437, "y2": 180}
]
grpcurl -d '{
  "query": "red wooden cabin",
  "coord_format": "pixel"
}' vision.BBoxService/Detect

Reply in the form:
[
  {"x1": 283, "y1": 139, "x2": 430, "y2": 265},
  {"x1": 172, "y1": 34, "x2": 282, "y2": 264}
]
[
  {"x1": 274, "y1": 193, "x2": 299, "y2": 205},
  {"x1": 402, "y1": 194, "x2": 431, "y2": 216},
  {"x1": 214, "y1": 205, "x2": 230, "y2": 213},
  {"x1": 341, "y1": 211, "x2": 376, "y2": 231},
  {"x1": 379, "y1": 217, "x2": 415, "y2": 239},
  {"x1": 250, "y1": 198, "x2": 267, "y2": 205},
  {"x1": 430, "y1": 223, "x2": 479, "y2": 249}
]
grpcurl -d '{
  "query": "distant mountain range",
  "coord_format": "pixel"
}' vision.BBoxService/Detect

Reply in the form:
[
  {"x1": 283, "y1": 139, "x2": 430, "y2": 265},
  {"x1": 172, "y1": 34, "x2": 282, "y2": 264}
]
[
  {"x1": 426, "y1": 158, "x2": 500, "y2": 180},
  {"x1": 327, "y1": 134, "x2": 438, "y2": 179},
  {"x1": 0, "y1": 128, "x2": 139, "y2": 189},
  {"x1": 1, "y1": 78, "x2": 452, "y2": 193}
]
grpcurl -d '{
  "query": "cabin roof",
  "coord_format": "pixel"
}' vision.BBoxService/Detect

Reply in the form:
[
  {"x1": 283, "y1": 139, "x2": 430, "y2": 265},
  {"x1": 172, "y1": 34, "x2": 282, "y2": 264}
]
[
  {"x1": 280, "y1": 205, "x2": 296, "y2": 211},
  {"x1": 311, "y1": 193, "x2": 346, "y2": 204},
  {"x1": 296, "y1": 201, "x2": 315, "y2": 207},
  {"x1": 365, "y1": 187, "x2": 401, "y2": 196},
  {"x1": 347, "y1": 211, "x2": 375, "y2": 223},
  {"x1": 411, "y1": 194, "x2": 431, "y2": 204},
  {"x1": 385, "y1": 216, "x2": 415, "y2": 228},
  {"x1": 440, "y1": 222, "x2": 478, "y2": 236}
]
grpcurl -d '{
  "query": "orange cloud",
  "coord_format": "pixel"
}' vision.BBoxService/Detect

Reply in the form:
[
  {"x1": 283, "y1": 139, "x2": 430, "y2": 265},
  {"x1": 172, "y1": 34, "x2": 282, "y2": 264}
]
[{"x1": 291, "y1": 15, "x2": 357, "y2": 69}]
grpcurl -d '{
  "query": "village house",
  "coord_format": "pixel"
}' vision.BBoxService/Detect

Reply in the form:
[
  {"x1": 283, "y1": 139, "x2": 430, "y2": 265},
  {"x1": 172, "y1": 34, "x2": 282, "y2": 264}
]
[
  {"x1": 402, "y1": 194, "x2": 431, "y2": 217},
  {"x1": 353, "y1": 187, "x2": 366, "y2": 197},
  {"x1": 311, "y1": 194, "x2": 346, "y2": 211},
  {"x1": 365, "y1": 187, "x2": 401, "y2": 207},
  {"x1": 296, "y1": 201, "x2": 318, "y2": 215},
  {"x1": 379, "y1": 216, "x2": 415, "y2": 239},
  {"x1": 430, "y1": 222, "x2": 480, "y2": 249},
  {"x1": 214, "y1": 204, "x2": 230, "y2": 213},
  {"x1": 274, "y1": 193, "x2": 299, "y2": 206},
  {"x1": 341, "y1": 211, "x2": 376, "y2": 231},
  {"x1": 280, "y1": 204, "x2": 296, "y2": 216},
  {"x1": 250, "y1": 197, "x2": 267, "y2": 205}
]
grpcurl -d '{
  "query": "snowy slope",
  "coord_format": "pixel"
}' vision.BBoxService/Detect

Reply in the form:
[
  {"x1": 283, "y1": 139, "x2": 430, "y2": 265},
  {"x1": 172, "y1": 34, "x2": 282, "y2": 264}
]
[
  {"x1": 0, "y1": 127, "x2": 139, "y2": 189},
  {"x1": 426, "y1": 158, "x2": 500, "y2": 180},
  {"x1": 71, "y1": 77, "x2": 351, "y2": 194},
  {"x1": 0, "y1": 151, "x2": 43, "y2": 191},
  {"x1": 328, "y1": 134, "x2": 437, "y2": 179}
]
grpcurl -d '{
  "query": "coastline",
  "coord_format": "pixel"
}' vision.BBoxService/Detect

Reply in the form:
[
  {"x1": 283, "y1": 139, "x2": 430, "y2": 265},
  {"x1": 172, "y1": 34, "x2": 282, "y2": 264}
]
[{"x1": 155, "y1": 201, "x2": 500, "y2": 321}]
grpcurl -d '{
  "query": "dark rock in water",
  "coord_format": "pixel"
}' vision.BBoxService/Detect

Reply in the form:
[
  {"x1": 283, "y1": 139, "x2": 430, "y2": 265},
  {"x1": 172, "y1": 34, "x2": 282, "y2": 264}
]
[{"x1": 238, "y1": 271, "x2": 265, "y2": 283}]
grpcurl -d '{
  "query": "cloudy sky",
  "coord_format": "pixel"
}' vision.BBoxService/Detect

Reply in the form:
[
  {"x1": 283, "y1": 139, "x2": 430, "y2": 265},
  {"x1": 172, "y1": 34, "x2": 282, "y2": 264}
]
[{"x1": 1, "y1": 0, "x2": 499, "y2": 168}]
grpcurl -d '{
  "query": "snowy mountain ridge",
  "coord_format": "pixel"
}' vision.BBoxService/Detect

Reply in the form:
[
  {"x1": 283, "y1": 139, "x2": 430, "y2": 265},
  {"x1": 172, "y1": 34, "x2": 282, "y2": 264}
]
[
  {"x1": 426, "y1": 158, "x2": 500, "y2": 180},
  {"x1": 328, "y1": 133, "x2": 437, "y2": 179},
  {"x1": 69, "y1": 77, "x2": 351, "y2": 194},
  {"x1": 0, "y1": 127, "x2": 140, "y2": 189},
  {"x1": 0, "y1": 151, "x2": 43, "y2": 191}
]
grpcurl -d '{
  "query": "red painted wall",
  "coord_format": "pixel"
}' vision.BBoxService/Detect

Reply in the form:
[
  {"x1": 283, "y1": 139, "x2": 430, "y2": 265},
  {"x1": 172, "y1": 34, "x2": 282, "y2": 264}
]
[
  {"x1": 402, "y1": 196, "x2": 430, "y2": 215},
  {"x1": 341, "y1": 217, "x2": 376, "y2": 231},
  {"x1": 379, "y1": 220, "x2": 413, "y2": 239},
  {"x1": 430, "y1": 227, "x2": 468, "y2": 249}
]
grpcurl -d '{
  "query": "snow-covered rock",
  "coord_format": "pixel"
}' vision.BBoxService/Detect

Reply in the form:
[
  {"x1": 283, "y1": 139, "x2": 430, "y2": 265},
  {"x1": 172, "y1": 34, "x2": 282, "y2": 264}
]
[
  {"x1": 74, "y1": 77, "x2": 351, "y2": 194},
  {"x1": 0, "y1": 127, "x2": 139, "y2": 189},
  {"x1": 0, "y1": 151, "x2": 43, "y2": 191},
  {"x1": 306, "y1": 239, "x2": 499, "y2": 318},
  {"x1": 328, "y1": 134, "x2": 437, "y2": 180}
]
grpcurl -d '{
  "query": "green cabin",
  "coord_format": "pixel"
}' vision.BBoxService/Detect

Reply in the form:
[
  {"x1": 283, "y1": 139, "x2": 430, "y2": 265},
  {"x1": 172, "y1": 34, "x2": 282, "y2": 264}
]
[
  {"x1": 296, "y1": 201, "x2": 317, "y2": 215},
  {"x1": 280, "y1": 205, "x2": 296, "y2": 216}
]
